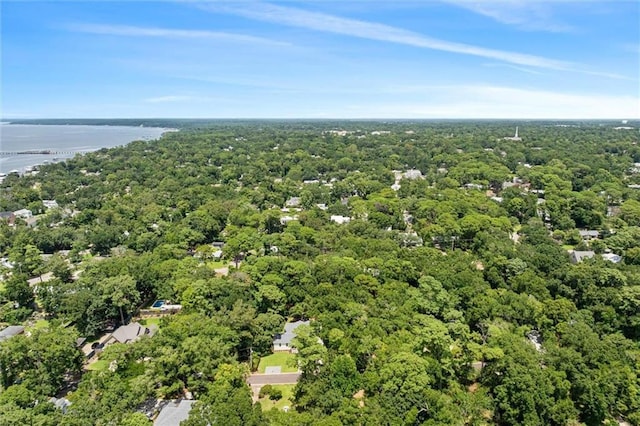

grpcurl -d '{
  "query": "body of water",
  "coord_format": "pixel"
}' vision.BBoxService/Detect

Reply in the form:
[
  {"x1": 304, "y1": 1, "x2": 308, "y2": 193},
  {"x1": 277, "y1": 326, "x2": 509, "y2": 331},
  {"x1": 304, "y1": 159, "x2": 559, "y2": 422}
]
[{"x1": 0, "y1": 124, "x2": 173, "y2": 174}]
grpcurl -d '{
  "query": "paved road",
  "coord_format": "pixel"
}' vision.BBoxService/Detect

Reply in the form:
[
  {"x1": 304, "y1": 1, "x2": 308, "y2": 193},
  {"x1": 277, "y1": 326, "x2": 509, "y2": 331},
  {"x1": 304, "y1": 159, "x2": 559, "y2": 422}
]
[{"x1": 247, "y1": 372, "x2": 301, "y2": 385}]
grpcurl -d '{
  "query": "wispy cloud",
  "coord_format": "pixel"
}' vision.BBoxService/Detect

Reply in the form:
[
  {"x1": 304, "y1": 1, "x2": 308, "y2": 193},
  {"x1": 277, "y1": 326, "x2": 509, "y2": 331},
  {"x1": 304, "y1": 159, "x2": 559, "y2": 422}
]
[
  {"x1": 442, "y1": 0, "x2": 574, "y2": 32},
  {"x1": 65, "y1": 23, "x2": 290, "y2": 46},
  {"x1": 482, "y1": 62, "x2": 545, "y2": 75},
  {"x1": 339, "y1": 85, "x2": 640, "y2": 119},
  {"x1": 201, "y1": 2, "x2": 625, "y2": 79},
  {"x1": 144, "y1": 95, "x2": 195, "y2": 103},
  {"x1": 204, "y1": 2, "x2": 570, "y2": 70}
]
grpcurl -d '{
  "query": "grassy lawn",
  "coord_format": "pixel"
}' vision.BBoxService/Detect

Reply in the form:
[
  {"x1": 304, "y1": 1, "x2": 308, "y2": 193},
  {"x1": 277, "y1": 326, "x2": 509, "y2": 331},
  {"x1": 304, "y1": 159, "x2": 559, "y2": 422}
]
[
  {"x1": 139, "y1": 317, "x2": 161, "y2": 328},
  {"x1": 258, "y1": 384, "x2": 295, "y2": 411},
  {"x1": 26, "y1": 319, "x2": 50, "y2": 332},
  {"x1": 562, "y1": 244, "x2": 575, "y2": 251},
  {"x1": 86, "y1": 360, "x2": 110, "y2": 371},
  {"x1": 258, "y1": 352, "x2": 298, "y2": 373},
  {"x1": 207, "y1": 260, "x2": 226, "y2": 269}
]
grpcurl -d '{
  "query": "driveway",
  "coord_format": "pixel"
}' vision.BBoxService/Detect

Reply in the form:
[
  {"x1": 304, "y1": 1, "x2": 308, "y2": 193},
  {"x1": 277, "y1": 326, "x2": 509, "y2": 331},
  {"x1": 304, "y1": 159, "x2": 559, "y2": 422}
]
[{"x1": 247, "y1": 372, "x2": 301, "y2": 385}]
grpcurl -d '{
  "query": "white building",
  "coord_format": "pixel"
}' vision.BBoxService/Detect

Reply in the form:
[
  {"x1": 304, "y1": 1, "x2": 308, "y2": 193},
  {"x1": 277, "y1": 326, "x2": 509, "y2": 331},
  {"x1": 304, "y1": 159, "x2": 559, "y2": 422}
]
[{"x1": 13, "y1": 209, "x2": 32, "y2": 219}]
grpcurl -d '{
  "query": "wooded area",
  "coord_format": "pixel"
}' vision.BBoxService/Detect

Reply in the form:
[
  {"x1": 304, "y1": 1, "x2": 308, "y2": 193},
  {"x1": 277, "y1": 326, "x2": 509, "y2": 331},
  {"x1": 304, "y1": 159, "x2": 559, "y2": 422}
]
[{"x1": 0, "y1": 120, "x2": 639, "y2": 425}]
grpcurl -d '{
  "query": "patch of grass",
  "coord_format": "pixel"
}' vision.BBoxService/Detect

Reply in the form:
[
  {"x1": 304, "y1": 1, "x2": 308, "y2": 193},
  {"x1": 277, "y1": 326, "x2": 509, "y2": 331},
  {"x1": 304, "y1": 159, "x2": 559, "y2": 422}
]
[
  {"x1": 258, "y1": 384, "x2": 295, "y2": 411},
  {"x1": 562, "y1": 245, "x2": 575, "y2": 251},
  {"x1": 139, "y1": 317, "x2": 161, "y2": 328},
  {"x1": 86, "y1": 360, "x2": 110, "y2": 371},
  {"x1": 258, "y1": 352, "x2": 298, "y2": 373},
  {"x1": 27, "y1": 319, "x2": 50, "y2": 332},
  {"x1": 207, "y1": 260, "x2": 226, "y2": 269}
]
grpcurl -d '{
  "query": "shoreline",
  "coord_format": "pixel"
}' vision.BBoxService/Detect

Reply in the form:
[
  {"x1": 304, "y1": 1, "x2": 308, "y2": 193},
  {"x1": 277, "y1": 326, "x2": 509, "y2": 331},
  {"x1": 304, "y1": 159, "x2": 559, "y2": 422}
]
[{"x1": 0, "y1": 124, "x2": 177, "y2": 176}]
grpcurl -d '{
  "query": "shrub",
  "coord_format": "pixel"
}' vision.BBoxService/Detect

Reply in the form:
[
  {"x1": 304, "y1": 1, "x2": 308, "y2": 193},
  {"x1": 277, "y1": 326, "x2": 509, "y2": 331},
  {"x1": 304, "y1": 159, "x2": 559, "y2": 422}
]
[
  {"x1": 269, "y1": 389, "x2": 283, "y2": 401},
  {"x1": 258, "y1": 384, "x2": 273, "y2": 398}
]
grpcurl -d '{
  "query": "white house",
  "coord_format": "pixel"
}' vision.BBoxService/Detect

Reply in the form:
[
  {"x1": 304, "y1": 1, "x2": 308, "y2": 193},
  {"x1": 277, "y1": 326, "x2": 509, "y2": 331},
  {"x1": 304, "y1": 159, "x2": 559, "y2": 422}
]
[
  {"x1": 13, "y1": 209, "x2": 32, "y2": 219},
  {"x1": 330, "y1": 215, "x2": 351, "y2": 224},
  {"x1": 273, "y1": 320, "x2": 310, "y2": 352}
]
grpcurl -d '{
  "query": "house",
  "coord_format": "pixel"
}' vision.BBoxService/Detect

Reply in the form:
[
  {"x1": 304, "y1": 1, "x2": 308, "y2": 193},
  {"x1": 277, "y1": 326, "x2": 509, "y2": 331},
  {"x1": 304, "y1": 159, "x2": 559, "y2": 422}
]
[
  {"x1": 13, "y1": 209, "x2": 32, "y2": 219},
  {"x1": 273, "y1": 320, "x2": 309, "y2": 352},
  {"x1": 602, "y1": 251, "x2": 622, "y2": 263},
  {"x1": 0, "y1": 325, "x2": 25, "y2": 342},
  {"x1": 49, "y1": 397, "x2": 72, "y2": 413},
  {"x1": 154, "y1": 400, "x2": 195, "y2": 426},
  {"x1": 579, "y1": 230, "x2": 600, "y2": 241},
  {"x1": 285, "y1": 197, "x2": 301, "y2": 208},
  {"x1": 0, "y1": 211, "x2": 15, "y2": 225},
  {"x1": 24, "y1": 216, "x2": 39, "y2": 228},
  {"x1": 330, "y1": 215, "x2": 351, "y2": 225},
  {"x1": 42, "y1": 200, "x2": 59, "y2": 209},
  {"x1": 280, "y1": 215, "x2": 298, "y2": 225},
  {"x1": 107, "y1": 322, "x2": 156, "y2": 345},
  {"x1": 464, "y1": 183, "x2": 484, "y2": 190},
  {"x1": 570, "y1": 250, "x2": 595, "y2": 264},
  {"x1": 403, "y1": 169, "x2": 423, "y2": 180}
]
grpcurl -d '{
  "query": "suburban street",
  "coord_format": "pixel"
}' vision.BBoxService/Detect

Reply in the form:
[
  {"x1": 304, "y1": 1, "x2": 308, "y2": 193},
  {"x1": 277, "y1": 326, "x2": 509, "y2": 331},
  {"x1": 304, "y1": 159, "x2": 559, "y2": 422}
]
[{"x1": 247, "y1": 372, "x2": 301, "y2": 385}]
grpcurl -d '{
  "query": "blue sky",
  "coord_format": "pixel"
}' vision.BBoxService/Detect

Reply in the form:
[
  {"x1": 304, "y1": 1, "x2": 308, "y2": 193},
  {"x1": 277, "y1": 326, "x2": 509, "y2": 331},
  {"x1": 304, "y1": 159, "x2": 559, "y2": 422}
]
[{"x1": 2, "y1": 0, "x2": 639, "y2": 119}]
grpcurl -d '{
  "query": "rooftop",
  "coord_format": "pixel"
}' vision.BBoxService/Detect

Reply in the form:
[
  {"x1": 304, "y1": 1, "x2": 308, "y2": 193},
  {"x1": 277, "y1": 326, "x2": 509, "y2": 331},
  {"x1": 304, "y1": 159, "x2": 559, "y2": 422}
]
[
  {"x1": 0, "y1": 325, "x2": 25, "y2": 342},
  {"x1": 111, "y1": 322, "x2": 156, "y2": 344},
  {"x1": 273, "y1": 320, "x2": 309, "y2": 347},
  {"x1": 154, "y1": 400, "x2": 195, "y2": 426}
]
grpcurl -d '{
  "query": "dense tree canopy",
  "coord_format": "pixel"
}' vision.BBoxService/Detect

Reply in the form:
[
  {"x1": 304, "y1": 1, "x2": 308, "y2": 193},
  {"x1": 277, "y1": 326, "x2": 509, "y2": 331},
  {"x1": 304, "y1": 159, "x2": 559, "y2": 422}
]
[{"x1": 1, "y1": 120, "x2": 639, "y2": 425}]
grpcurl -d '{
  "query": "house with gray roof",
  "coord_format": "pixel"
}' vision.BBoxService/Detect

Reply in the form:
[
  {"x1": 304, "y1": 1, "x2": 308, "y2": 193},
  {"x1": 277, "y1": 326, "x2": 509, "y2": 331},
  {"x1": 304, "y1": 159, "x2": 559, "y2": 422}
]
[
  {"x1": 107, "y1": 322, "x2": 156, "y2": 345},
  {"x1": 273, "y1": 320, "x2": 309, "y2": 352},
  {"x1": 154, "y1": 400, "x2": 195, "y2": 426},
  {"x1": 570, "y1": 250, "x2": 595, "y2": 264},
  {"x1": 579, "y1": 230, "x2": 600, "y2": 241},
  {"x1": 0, "y1": 325, "x2": 25, "y2": 342},
  {"x1": 602, "y1": 251, "x2": 622, "y2": 264}
]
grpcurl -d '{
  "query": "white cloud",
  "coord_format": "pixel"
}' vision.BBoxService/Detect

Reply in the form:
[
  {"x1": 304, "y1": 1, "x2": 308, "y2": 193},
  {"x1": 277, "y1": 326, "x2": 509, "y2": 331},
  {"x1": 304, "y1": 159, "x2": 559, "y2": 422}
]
[
  {"x1": 442, "y1": 0, "x2": 574, "y2": 32},
  {"x1": 205, "y1": 2, "x2": 571, "y2": 70},
  {"x1": 65, "y1": 23, "x2": 290, "y2": 46},
  {"x1": 203, "y1": 2, "x2": 626, "y2": 79},
  {"x1": 343, "y1": 85, "x2": 640, "y2": 119}
]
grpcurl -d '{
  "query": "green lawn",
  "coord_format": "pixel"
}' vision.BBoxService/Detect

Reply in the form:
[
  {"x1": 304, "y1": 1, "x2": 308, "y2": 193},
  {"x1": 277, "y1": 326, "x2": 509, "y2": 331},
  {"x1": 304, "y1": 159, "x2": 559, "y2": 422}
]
[
  {"x1": 258, "y1": 352, "x2": 298, "y2": 373},
  {"x1": 207, "y1": 260, "x2": 226, "y2": 269},
  {"x1": 258, "y1": 384, "x2": 295, "y2": 411},
  {"x1": 26, "y1": 319, "x2": 50, "y2": 332},
  {"x1": 86, "y1": 360, "x2": 109, "y2": 371},
  {"x1": 139, "y1": 317, "x2": 161, "y2": 328}
]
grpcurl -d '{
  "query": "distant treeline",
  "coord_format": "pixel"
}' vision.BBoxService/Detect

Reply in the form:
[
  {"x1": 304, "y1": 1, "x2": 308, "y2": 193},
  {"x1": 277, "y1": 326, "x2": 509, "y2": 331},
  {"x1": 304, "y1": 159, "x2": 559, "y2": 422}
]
[{"x1": 6, "y1": 118, "x2": 638, "y2": 131}]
